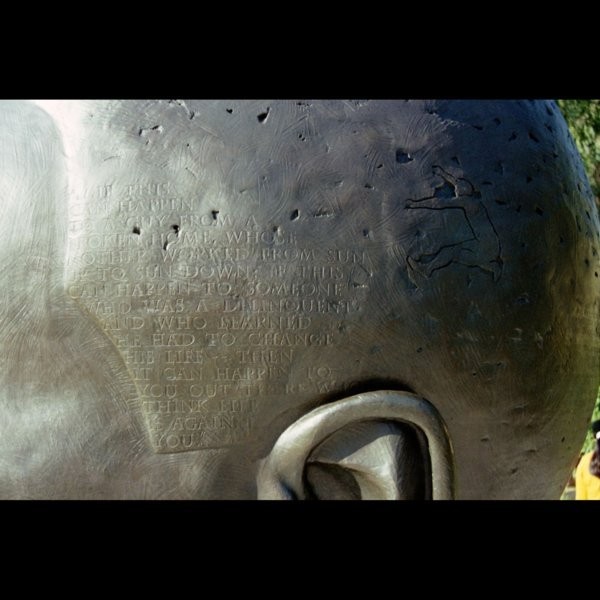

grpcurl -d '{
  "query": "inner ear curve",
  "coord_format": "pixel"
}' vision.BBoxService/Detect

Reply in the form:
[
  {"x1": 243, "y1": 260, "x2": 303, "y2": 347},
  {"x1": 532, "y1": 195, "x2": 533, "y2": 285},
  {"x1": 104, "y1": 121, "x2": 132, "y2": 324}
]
[
  {"x1": 257, "y1": 390, "x2": 455, "y2": 500},
  {"x1": 306, "y1": 420, "x2": 432, "y2": 500},
  {"x1": 304, "y1": 462, "x2": 363, "y2": 500}
]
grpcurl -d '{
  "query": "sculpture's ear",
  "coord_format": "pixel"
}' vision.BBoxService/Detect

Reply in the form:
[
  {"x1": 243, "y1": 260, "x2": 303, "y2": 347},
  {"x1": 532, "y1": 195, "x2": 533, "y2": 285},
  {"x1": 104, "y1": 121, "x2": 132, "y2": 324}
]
[{"x1": 257, "y1": 390, "x2": 455, "y2": 500}]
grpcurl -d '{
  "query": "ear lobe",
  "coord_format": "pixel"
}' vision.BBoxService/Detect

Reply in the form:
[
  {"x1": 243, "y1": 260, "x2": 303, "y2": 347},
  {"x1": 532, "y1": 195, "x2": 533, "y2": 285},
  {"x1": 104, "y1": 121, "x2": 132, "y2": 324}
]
[{"x1": 256, "y1": 390, "x2": 455, "y2": 500}]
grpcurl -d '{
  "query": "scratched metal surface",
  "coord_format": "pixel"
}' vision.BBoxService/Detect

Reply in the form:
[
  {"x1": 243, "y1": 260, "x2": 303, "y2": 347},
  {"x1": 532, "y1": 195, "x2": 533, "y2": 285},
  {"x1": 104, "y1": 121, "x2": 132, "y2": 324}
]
[{"x1": 0, "y1": 99, "x2": 597, "y2": 499}]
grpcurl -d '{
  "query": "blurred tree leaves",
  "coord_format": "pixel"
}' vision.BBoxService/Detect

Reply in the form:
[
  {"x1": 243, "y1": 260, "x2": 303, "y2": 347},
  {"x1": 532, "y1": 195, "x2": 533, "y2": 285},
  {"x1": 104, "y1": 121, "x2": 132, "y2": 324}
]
[{"x1": 558, "y1": 100, "x2": 600, "y2": 198}]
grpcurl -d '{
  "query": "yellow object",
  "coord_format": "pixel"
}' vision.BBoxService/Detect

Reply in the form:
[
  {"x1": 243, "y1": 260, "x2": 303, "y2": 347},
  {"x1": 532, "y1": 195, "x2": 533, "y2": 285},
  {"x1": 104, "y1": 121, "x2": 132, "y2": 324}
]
[{"x1": 575, "y1": 451, "x2": 600, "y2": 500}]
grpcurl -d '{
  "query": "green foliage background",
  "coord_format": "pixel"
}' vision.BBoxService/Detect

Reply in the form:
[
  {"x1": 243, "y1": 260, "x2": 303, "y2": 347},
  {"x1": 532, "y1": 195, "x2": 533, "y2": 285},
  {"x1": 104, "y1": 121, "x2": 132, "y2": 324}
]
[{"x1": 558, "y1": 100, "x2": 600, "y2": 453}]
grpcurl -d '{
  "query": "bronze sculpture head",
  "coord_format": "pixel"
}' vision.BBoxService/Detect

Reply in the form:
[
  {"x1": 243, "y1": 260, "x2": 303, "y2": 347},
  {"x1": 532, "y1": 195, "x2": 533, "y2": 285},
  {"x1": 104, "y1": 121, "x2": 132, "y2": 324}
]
[{"x1": 0, "y1": 99, "x2": 597, "y2": 499}]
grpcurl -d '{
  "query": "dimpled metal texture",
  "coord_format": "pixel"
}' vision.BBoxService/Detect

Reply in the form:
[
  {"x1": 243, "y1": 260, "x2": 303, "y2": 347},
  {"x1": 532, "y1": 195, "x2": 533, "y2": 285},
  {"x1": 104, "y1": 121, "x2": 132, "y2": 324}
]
[{"x1": 0, "y1": 99, "x2": 597, "y2": 499}]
